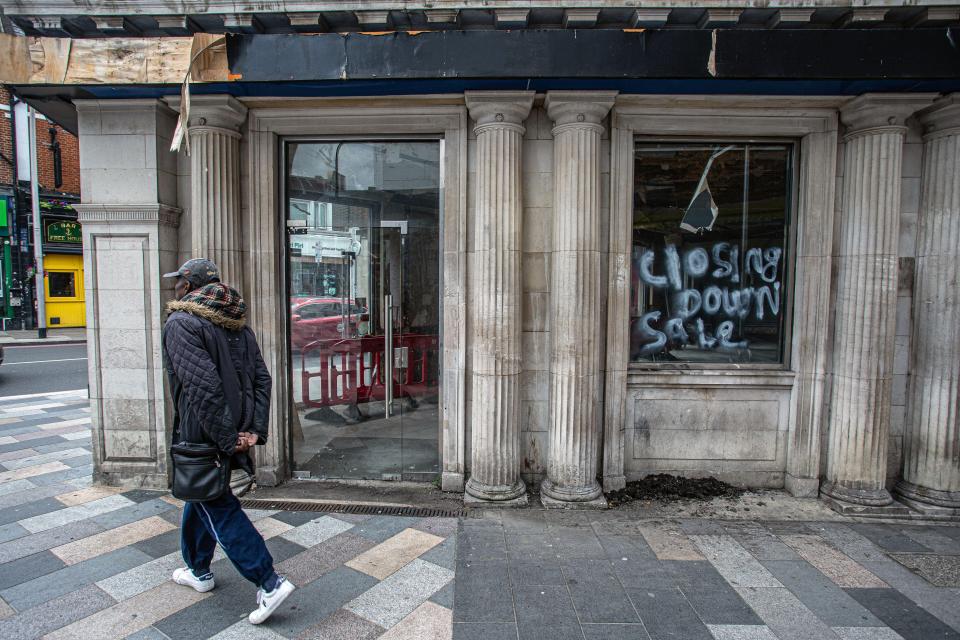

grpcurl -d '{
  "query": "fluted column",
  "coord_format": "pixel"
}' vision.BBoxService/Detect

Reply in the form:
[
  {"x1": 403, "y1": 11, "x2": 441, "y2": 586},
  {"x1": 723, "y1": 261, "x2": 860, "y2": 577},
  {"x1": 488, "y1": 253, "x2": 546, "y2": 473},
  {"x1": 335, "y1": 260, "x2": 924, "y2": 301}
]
[
  {"x1": 174, "y1": 95, "x2": 247, "y2": 291},
  {"x1": 541, "y1": 92, "x2": 615, "y2": 505},
  {"x1": 896, "y1": 95, "x2": 960, "y2": 509},
  {"x1": 823, "y1": 95, "x2": 931, "y2": 507},
  {"x1": 465, "y1": 91, "x2": 534, "y2": 502}
]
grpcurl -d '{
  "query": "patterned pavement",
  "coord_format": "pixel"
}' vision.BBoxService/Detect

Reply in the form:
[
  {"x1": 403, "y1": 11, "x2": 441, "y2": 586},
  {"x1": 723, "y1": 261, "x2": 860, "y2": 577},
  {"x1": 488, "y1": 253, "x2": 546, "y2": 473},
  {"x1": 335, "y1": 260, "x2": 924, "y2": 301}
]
[
  {"x1": 1, "y1": 391, "x2": 960, "y2": 640},
  {"x1": 0, "y1": 390, "x2": 456, "y2": 640}
]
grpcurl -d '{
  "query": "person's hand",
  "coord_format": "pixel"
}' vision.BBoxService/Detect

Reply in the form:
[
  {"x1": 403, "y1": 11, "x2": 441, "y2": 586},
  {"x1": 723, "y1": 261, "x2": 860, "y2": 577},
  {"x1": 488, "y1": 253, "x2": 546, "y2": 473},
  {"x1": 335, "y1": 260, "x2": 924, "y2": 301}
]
[
  {"x1": 238, "y1": 432, "x2": 259, "y2": 447},
  {"x1": 235, "y1": 435, "x2": 251, "y2": 454}
]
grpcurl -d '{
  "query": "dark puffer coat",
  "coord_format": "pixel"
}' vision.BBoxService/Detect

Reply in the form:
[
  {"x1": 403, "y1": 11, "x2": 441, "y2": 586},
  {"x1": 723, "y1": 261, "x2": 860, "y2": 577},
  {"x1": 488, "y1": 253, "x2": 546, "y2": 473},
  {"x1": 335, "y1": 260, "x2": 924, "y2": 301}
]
[{"x1": 162, "y1": 283, "x2": 272, "y2": 474}]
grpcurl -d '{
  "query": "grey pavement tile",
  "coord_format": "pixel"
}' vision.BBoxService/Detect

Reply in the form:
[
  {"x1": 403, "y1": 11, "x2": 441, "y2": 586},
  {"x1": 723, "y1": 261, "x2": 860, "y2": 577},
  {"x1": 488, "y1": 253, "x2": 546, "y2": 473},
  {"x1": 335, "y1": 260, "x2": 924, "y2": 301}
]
[
  {"x1": 832, "y1": 628, "x2": 905, "y2": 640},
  {"x1": 0, "y1": 478, "x2": 37, "y2": 498},
  {"x1": 327, "y1": 513, "x2": 374, "y2": 524},
  {"x1": 0, "y1": 518, "x2": 105, "y2": 563},
  {"x1": 430, "y1": 581, "x2": 454, "y2": 609},
  {"x1": 0, "y1": 483, "x2": 74, "y2": 510},
  {"x1": 294, "y1": 608, "x2": 385, "y2": 640},
  {"x1": 207, "y1": 621, "x2": 285, "y2": 639},
  {"x1": 678, "y1": 520, "x2": 728, "y2": 535},
  {"x1": 0, "y1": 584, "x2": 116, "y2": 640},
  {"x1": 351, "y1": 515, "x2": 421, "y2": 543},
  {"x1": 761, "y1": 560, "x2": 882, "y2": 627},
  {"x1": 264, "y1": 536, "x2": 310, "y2": 565},
  {"x1": 160, "y1": 509, "x2": 184, "y2": 527},
  {"x1": 517, "y1": 622, "x2": 585, "y2": 640},
  {"x1": 420, "y1": 534, "x2": 456, "y2": 571},
  {"x1": 269, "y1": 510, "x2": 319, "y2": 527},
  {"x1": 275, "y1": 531, "x2": 375, "y2": 587},
  {"x1": 510, "y1": 559, "x2": 565, "y2": 586},
  {"x1": 581, "y1": 623, "x2": 651, "y2": 640},
  {"x1": 95, "y1": 552, "x2": 184, "y2": 602},
  {"x1": 119, "y1": 490, "x2": 169, "y2": 504},
  {"x1": 0, "y1": 447, "x2": 90, "y2": 471},
  {"x1": 0, "y1": 437, "x2": 65, "y2": 453},
  {"x1": 1, "y1": 546, "x2": 152, "y2": 611},
  {"x1": 681, "y1": 585, "x2": 763, "y2": 626},
  {"x1": 706, "y1": 625, "x2": 780, "y2": 640},
  {"x1": 562, "y1": 559, "x2": 639, "y2": 624},
  {"x1": 735, "y1": 586, "x2": 841, "y2": 640},
  {"x1": 268, "y1": 566, "x2": 379, "y2": 638},
  {"x1": 0, "y1": 496, "x2": 65, "y2": 526},
  {"x1": 453, "y1": 622, "x2": 519, "y2": 640},
  {"x1": 280, "y1": 515, "x2": 354, "y2": 548},
  {"x1": 806, "y1": 523, "x2": 888, "y2": 563},
  {"x1": 132, "y1": 529, "x2": 182, "y2": 559},
  {"x1": 504, "y1": 533, "x2": 552, "y2": 561},
  {"x1": 17, "y1": 492, "x2": 132, "y2": 533},
  {"x1": 32, "y1": 441, "x2": 92, "y2": 455},
  {"x1": 28, "y1": 464, "x2": 93, "y2": 486},
  {"x1": 729, "y1": 529, "x2": 802, "y2": 562},
  {"x1": 845, "y1": 587, "x2": 960, "y2": 640},
  {"x1": 0, "y1": 522, "x2": 28, "y2": 544},
  {"x1": 453, "y1": 559, "x2": 514, "y2": 622},
  {"x1": 125, "y1": 627, "x2": 173, "y2": 640},
  {"x1": 889, "y1": 553, "x2": 960, "y2": 587},
  {"x1": 691, "y1": 536, "x2": 783, "y2": 588},
  {"x1": 550, "y1": 527, "x2": 608, "y2": 559},
  {"x1": 626, "y1": 587, "x2": 714, "y2": 640},
  {"x1": 0, "y1": 550, "x2": 67, "y2": 590},
  {"x1": 848, "y1": 524, "x2": 932, "y2": 554},
  {"x1": 88, "y1": 497, "x2": 177, "y2": 529},
  {"x1": 595, "y1": 535, "x2": 657, "y2": 561},
  {"x1": 664, "y1": 560, "x2": 729, "y2": 591},
  {"x1": 611, "y1": 557, "x2": 680, "y2": 590},
  {"x1": 897, "y1": 526, "x2": 960, "y2": 555},
  {"x1": 63, "y1": 455, "x2": 95, "y2": 468},
  {"x1": 763, "y1": 521, "x2": 817, "y2": 535},
  {"x1": 346, "y1": 558, "x2": 453, "y2": 628},
  {"x1": 412, "y1": 516, "x2": 459, "y2": 537},
  {"x1": 501, "y1": 510, "x2": 549, "y2": 533}
]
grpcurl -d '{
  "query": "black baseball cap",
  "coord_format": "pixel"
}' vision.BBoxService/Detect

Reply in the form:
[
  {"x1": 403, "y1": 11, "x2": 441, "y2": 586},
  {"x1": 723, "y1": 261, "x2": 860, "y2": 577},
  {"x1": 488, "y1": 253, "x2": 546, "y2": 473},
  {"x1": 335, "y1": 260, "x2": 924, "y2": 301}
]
[{"x1": 163, "y1": 258, "x2": 221, "y2": 287}]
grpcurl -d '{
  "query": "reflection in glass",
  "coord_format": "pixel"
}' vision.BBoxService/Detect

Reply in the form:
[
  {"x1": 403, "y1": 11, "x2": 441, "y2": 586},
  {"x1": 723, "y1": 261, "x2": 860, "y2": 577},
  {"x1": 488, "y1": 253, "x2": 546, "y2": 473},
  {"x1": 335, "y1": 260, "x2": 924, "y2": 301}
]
[
  {"x1": 630, "y1": 143, "x2": 792, "y2": 364},
  {"x1": 286, "y1": 141, "x2": 441, "y2": 481}
]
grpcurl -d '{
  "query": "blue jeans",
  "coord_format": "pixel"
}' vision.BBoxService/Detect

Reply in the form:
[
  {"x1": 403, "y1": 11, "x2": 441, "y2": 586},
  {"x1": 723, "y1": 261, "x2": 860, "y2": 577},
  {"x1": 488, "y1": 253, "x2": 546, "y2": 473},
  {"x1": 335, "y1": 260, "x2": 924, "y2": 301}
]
[{"x1": 180, "y1": 490, "x2": 277, "y2": 589}]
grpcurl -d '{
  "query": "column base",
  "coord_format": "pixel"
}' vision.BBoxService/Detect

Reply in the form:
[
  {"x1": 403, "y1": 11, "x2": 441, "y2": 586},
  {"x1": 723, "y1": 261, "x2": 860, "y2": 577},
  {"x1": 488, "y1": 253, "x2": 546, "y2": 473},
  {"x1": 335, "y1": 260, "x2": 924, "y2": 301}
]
[
  {"x1": 603, "y1": 475, "x2": 626, "y2": 492},
  {"x1": 541, "y1": 478, "x2": 604, "y2": 503},
  {"x1": 896, "y1": 495, "x2": 960, "y2": 520},
  {"x1": 441, "y1": 471, "x2": 465, "y2": 492},
  {"x1": 541, "y1": 492, "x2": 608, "y2": 510},
  {"x1": 94, "y1": 470, "x2": 168, "y2": 491},
  {"x1": 465, "y1": 476, "x2": 526, "y2": 502},
  {"x1": 784, "y1": 473, "x2": 820, "y2": 498},
  {"x1": 820, "y1": 480, "x2": 894, "y2": 506},
  {"x1": 894, "y1": 479, "x2": 960, "y2": 509},
  {"x1": 464, "y1": 491, "x2": 528, "y2": 508}
]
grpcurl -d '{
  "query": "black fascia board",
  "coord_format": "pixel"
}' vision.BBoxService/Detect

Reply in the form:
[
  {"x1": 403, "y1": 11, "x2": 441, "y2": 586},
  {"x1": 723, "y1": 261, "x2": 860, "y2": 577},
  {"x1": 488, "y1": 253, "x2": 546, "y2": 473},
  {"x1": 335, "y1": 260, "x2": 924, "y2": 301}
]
[{"x1": 228, "y1": 29, "x2": 960, "y2": 82}]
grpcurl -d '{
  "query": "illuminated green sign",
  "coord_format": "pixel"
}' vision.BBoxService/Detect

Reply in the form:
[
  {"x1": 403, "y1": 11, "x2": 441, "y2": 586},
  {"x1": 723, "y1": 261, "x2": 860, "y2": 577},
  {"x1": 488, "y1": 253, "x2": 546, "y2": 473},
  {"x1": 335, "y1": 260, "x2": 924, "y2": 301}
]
[{"x1": 45, "y1": 220, "x2": 82, "y2": 244}]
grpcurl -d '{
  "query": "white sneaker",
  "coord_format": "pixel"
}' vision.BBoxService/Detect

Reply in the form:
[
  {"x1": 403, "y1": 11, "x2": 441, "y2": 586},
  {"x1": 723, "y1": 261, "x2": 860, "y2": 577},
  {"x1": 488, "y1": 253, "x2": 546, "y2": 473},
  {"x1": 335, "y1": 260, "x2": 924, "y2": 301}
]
[
  {"x1": 248, "y1": 578, "x2": 295, "y2": 624},
  {"x1": 172, "y1": 567, "x2": 216, "y2": 593}
]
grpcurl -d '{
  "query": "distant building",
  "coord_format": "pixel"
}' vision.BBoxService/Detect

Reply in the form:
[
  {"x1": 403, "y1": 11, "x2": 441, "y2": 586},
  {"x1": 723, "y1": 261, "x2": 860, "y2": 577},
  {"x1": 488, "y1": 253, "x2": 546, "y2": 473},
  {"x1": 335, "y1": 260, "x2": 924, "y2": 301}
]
[{"x1": 0, "y1": 85, "x2": 84, "y2": 330}]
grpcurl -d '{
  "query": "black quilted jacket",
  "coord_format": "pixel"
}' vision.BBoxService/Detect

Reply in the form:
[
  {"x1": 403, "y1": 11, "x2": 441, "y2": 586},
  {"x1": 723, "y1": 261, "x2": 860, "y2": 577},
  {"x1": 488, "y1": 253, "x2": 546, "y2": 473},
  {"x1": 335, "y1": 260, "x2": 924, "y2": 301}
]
[{"x1": 162, "y1": 288, "x2": 272, "y2": 474}]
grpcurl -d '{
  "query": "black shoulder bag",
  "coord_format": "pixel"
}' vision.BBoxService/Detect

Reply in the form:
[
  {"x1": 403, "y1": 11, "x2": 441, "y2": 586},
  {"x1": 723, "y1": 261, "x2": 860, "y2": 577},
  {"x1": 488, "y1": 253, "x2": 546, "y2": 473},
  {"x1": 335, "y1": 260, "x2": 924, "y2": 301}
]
[{"x1": 170, "y1": 441, "x2": 230, "y2": 502}]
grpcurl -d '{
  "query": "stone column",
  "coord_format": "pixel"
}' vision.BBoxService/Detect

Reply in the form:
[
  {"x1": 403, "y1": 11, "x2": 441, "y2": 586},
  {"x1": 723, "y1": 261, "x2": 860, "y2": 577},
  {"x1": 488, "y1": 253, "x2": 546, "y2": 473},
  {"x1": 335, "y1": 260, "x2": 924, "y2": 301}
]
[
  {"x1": 464, "y1": 91, "x2": 534, "y2": 503},
  {"x1": 541, "y1": 92, "x2": 615, "y2": 506},
  {"x1": 73, "y1": 99, "x2": 181, "y2": 488},
  {"x1": 823, "y1": 94, "x2": 931, "y2": 508},
  {"x1": 896, "y1": 95, "x2": 960, "y2": 510},
  {"x1": 167, "y1": 95, "x2": 247, "y2": 291}
]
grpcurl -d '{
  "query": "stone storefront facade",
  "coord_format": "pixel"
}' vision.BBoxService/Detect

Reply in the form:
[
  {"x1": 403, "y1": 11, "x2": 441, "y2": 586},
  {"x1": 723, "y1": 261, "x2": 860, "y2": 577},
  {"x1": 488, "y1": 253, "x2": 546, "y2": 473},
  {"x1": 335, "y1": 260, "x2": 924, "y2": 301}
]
[{"x1": 7, "y1": 2, "x2": 960, "y2": 514}]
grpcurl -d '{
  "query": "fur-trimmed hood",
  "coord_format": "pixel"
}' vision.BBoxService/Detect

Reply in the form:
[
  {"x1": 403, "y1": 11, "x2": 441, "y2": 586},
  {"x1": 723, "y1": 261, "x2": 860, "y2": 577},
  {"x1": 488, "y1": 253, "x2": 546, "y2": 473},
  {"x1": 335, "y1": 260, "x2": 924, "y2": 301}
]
[{"x1": 166, "y1": 282, "x2": 246, "y2": 331}]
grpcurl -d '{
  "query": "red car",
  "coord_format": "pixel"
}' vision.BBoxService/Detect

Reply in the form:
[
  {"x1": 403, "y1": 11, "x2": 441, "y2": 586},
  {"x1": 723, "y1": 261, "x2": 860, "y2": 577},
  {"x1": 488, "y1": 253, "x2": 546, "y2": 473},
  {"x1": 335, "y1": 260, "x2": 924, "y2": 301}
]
[{"x1": 290, "y1": 298, "x2": 365, "y2": 349}]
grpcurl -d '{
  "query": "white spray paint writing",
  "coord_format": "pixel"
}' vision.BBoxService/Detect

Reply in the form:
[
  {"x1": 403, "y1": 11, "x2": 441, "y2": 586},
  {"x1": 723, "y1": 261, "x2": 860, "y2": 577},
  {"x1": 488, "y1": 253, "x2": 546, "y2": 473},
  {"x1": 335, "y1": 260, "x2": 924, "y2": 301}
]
[{"x1": 634, "y1": 243, "x2": 782, "y2": 356}]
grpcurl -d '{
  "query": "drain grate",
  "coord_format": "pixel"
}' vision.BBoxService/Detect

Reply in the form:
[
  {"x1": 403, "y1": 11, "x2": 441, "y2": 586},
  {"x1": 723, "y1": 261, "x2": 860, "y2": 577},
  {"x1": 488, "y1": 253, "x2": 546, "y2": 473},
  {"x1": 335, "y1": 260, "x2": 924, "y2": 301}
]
[{"x1": 239, "y1": 498, "x2": 463, "y2": 518}]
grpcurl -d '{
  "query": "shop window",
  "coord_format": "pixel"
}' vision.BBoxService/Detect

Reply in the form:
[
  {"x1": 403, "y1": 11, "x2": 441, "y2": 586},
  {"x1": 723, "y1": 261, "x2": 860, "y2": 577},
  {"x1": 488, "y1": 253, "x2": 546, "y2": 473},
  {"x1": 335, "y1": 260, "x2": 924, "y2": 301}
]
[
  {"x1": 630, "y1": 142, "x2": 793, "y2": 365},
  {"x1": 48, "y1": 272, "x2": 76, "y2": 298}
]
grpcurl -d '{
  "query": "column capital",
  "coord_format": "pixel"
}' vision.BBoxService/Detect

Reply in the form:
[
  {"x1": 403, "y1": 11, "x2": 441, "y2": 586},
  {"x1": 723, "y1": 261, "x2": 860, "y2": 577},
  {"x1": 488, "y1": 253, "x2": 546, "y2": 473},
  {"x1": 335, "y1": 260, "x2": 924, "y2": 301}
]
[
  {"x1": 465, "y1": 91, "x2": 534, "y2": 127},
  {"x1": 840, "y1": 93, "x2": 937, "y2": 136},
  {"x1": 545, "y1": 91, "x2": 617, "y2": 126},
  {"x1": 917, "y1": 93, "x2": 960, "y2": 139},
  {"x1": 164, "y1": 94, "x2": 248, "y2": 132}
]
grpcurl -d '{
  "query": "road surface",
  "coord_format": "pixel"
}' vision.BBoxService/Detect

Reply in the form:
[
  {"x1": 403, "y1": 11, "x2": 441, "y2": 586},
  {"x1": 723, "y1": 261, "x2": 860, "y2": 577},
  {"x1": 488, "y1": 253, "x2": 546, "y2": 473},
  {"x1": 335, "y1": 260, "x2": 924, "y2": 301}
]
[{"x1": 0, "y1": 342, "x2": 88, "y2": 397}]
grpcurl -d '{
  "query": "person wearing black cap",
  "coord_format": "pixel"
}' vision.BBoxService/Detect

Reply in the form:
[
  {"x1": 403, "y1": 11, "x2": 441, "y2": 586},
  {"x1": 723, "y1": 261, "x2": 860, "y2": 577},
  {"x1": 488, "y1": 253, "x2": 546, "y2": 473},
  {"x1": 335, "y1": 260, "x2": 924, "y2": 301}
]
[{"x1": 161, "y1": 258, "x2": 295, "y2": 624}]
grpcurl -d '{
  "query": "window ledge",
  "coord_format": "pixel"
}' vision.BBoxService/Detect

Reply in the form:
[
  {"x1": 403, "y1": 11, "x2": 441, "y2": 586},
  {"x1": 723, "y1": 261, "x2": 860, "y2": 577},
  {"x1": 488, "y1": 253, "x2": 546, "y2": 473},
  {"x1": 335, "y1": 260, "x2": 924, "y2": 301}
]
[{"x1": 626, "y1": 367, "x2": 795, "y2": 389}]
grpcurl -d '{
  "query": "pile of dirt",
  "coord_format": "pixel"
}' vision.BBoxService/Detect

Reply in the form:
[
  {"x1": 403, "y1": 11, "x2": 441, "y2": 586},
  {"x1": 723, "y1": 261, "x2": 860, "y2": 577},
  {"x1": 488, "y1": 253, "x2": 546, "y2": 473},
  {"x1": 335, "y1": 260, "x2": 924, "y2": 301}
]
[{"x1": 606, "y1": 473, "x2": 745, "y2": 507}]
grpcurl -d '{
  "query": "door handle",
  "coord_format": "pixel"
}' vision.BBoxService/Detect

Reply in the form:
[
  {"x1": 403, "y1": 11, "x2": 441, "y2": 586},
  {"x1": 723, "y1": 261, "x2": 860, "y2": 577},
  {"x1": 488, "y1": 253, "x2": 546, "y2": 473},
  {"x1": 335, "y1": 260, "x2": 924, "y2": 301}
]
[{"x1": 384, "y1": 293, "x2": 393, "y2": 418}]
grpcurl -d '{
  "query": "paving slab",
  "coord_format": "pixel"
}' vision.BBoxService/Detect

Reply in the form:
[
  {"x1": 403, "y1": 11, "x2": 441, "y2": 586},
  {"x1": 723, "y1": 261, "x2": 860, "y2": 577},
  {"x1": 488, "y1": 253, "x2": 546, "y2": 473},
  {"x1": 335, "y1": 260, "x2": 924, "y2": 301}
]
[
  {"x1": 845, "y1": 587, "x2": 960, "y2": 640},
  {"x1": 761, "y1": 559, "x2": 883, "y2": 627},
  {"x1": 626, "y1": 587, "x2": 713, "y2": 640},
  {"x1": 0, "y1": 549, "x2": 66, "y2": 590},
  {"x1": 0, "y1": 583, "x2": 116, "y2": 640}
]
